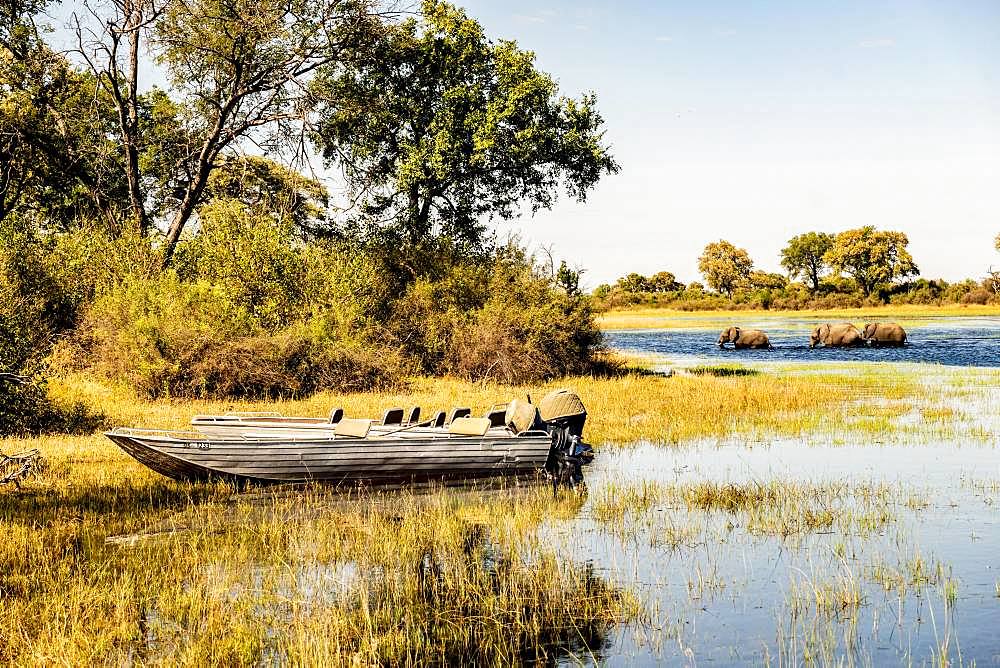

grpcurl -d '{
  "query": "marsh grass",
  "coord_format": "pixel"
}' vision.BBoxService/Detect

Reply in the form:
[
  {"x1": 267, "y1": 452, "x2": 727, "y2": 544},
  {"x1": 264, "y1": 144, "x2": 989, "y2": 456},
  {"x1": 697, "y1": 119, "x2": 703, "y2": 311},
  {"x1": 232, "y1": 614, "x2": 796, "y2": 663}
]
[
  {"x1": 41, "y1": 366, "x2": 938, "y2": 448},
  {"x1": 591, "y1": 479, "x2": 902, "y2": 539},
  {"x1": 685, "y1": 365, "x2": 759, "y2": 377},
  {"x1": 788, "y1": 573, "x2": 865, "y2": 620},
  {"x1": 1, "y1": 475, "x2": 640, "y2": 665},
  {"x1": 868, "y1": 553, "x2": 949, "y2": 596},
  {"x1": 4, "y1": 358, "x2": 993, "y2": 663}
]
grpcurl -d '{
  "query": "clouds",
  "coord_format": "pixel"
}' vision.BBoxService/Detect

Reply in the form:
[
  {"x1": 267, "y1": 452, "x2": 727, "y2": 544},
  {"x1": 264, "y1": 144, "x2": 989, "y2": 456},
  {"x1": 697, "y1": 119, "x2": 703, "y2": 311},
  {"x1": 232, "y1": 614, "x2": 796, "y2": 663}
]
[
  {"x1": 858, "y1": 37, "x2": 896, "y2": 48},
  {"x1": 513, "y1": 9, "x2": 557, "y2": 24}
]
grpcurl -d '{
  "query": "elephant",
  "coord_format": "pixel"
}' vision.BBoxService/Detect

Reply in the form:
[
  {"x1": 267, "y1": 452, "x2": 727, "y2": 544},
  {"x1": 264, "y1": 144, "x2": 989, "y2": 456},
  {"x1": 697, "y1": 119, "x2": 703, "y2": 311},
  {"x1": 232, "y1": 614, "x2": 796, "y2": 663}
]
[
  {"x1": 862, "y1": 322, "x2": 906, "y2": 347},
  {"x1": 717, "y1": 326, "x2": 771, "y2": 349},
  {"x1": 809, "y1": 323, "x2": 864, "y2": 348}
]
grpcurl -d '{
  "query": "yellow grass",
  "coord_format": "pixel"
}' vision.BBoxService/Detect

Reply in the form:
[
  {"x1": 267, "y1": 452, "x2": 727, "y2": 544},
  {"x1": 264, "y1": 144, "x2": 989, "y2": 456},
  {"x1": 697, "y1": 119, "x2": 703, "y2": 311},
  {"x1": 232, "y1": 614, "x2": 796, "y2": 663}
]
[
  {"x1": 592, "y1": 478, "x2": 898, "y2": 538},
  {"x1": 44, "y1": 367, "x2": 931, "y2": 448},
  {"x1": 0, "y1": 456, "x2": 637, "y2": 665},
  {"x1": 598, "y1": 303, "x2": 1000, "y2": 330}
]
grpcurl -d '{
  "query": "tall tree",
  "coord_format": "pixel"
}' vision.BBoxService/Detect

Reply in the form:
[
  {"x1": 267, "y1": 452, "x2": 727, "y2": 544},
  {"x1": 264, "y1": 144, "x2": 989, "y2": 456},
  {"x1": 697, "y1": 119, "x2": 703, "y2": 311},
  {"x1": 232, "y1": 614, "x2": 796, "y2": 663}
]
[
  {"x1": 780, "y1": 231, "x2": 834, "y2": 293},
  {"x1": 311, "y1": 0, "x2": 618, "y2": 253},
  {"x1": 823, "y1": 226, "x2": 918, "y2": 297},
  {"x1": 201, "y1": 156, "x2": 329, "y2": 237},
  {"x1": 74, "y1": 0, "x2": 163, "y2": 234},
  {"x1": 74, "y1": 0, "x2": 378, "y2": 265},
  {"x1": 615, "y1": 273, "x2": 650, "y2": 293},
  {"x1": 698, "y1": 240, "x2": 753, "y2": 298}
]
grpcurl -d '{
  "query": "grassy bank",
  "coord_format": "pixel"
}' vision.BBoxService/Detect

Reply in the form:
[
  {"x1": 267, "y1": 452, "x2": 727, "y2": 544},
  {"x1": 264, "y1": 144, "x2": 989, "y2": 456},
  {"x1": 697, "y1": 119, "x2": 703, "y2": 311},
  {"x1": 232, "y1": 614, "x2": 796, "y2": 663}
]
[
  {"x1": 44, "y1": 366, "x2": 957, "y2": 447},
  {"x1": 598, "y1": 303, "x2": 1000, "y2": 330}
]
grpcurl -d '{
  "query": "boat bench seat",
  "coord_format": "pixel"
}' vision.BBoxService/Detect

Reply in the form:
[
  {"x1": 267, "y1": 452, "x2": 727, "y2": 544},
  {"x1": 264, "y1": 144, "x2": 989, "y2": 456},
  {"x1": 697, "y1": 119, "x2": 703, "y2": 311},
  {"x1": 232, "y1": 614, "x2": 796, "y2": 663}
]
[
  {"x1": 334, "y1": 418, "x2": 372, "y2": 438},
  {"x1": 405, "y1": 406, "x2": 421, "y2": 424},
  {"x1": 448, "y1": 417, "x2": 492, "y2": 437}
]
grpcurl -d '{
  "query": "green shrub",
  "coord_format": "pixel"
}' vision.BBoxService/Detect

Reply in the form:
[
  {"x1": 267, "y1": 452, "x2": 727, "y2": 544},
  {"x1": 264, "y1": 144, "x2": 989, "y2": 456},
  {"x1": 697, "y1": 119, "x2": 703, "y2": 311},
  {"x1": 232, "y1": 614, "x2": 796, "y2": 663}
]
[
  {"x1": 388, "y1": 263, "x2": 490, "y2": 373},
  {"x1": 0, "y1": 218, "x2": 104, "y2": 434},
  {"x1": 0, "y1": 377, "x2": 102, "y2": 436},
  {"x1": 146, "y1": 330, "x2": 408, "y2": 399},
  {"x1": 63, "y1": 274, "x2": 408, "y2": 399},
  {"x1": 960, "y1": 288, "x2": 992, "y2": 305},
  {"x1": 174, "y1": 201, "x2": 310, "y2": 331},
  {"x1": 445, "y1": 255, "x2": 603, "y2": 384}
]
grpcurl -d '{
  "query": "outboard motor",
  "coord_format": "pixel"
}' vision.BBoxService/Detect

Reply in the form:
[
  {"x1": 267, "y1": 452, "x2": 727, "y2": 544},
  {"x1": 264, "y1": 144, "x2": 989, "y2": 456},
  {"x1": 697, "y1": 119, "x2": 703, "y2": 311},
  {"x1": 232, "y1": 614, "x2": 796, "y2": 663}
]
[{"x1": 538, "y1": 389, "x2": 594, "y2": 489}]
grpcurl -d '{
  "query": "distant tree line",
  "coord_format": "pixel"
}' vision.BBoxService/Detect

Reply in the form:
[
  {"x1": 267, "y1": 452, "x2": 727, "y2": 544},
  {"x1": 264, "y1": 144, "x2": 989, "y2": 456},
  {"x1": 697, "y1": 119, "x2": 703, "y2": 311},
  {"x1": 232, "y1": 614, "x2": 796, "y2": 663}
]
[{"x1": 595, "y1": 227, "x2": 1000, "y2": 311}]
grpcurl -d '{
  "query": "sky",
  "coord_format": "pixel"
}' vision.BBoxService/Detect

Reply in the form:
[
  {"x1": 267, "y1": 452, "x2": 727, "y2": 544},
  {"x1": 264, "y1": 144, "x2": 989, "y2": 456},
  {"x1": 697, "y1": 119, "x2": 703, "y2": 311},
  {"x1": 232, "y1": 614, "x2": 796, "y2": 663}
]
[{"x1": 459, "y1": 0, "x2": 1000, "y2": 287}]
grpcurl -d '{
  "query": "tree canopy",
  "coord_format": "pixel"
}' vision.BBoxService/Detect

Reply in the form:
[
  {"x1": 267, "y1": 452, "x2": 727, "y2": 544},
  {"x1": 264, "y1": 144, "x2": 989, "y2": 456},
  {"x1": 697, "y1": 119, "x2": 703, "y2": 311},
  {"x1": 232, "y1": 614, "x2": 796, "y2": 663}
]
[
  {"x1": 311, "y1": 0, "x2": 618, "y2": 251},
  {"x1": 823, "y1": 226, "x2": 918, "y2": 297},
  {"x1": 780, "y1": 232, "x2": 834, "y2": 293},
  {"x1": 1, "y1": 14, "x2": 128, "y2": 228},
  {"x1": 67, "y1": 0, "x2": 380, "y2": 264},
  {"x1": 698, "y1": 240, "x2": 753, "y2": 297}
]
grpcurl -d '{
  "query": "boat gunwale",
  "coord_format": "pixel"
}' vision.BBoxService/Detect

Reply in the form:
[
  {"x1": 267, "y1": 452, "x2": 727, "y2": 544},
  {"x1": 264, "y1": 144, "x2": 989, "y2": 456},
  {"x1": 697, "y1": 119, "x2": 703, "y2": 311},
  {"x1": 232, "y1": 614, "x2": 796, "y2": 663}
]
[{"x1": 106, "y1": 426, "x2": 551, "y2": 445}]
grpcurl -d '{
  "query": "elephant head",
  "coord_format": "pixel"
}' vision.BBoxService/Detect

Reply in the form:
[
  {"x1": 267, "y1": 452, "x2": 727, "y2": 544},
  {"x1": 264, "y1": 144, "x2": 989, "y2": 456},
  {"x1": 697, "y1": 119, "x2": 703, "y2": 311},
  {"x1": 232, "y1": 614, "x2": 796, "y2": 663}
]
[
  {"x1": 809, "y1": 324, "x2": 829, "y2": 348},
  {"x1": 863, "y1": 323, "x2": 878, "y2": 339},
  {"x1": 718, "y1": 326, "x2": 740, "y2": 346}
]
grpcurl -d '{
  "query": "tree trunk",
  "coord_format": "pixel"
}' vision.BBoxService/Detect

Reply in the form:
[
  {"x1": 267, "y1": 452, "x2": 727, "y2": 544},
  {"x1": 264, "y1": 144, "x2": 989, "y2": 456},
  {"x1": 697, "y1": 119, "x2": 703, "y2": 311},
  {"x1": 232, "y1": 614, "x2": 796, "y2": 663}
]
[{"x1": 123, "y1": 10, "x2": 146, "y2": 234}]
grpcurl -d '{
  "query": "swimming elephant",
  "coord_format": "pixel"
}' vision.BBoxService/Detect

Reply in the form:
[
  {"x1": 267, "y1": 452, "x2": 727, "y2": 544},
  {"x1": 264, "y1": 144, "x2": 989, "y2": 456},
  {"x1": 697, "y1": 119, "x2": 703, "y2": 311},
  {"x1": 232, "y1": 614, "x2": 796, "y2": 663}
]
[
  {"x1": 809, "y1": 323, "x2": 864, "y2": 348},
  {"x1": 863, "y1": 322, "x2": 906, "y2": 347},
  {"x1": 717, "y1": 326, "x2": 771, "y2": 350}
]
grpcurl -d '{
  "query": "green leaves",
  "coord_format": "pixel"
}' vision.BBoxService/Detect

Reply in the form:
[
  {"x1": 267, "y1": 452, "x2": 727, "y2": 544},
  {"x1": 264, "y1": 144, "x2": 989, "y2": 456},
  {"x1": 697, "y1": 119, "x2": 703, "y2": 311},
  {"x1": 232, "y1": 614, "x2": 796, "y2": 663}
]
[
  {"x1": 311, "y1": 0, "x2": 618, "y2": 252},
  {"x1": 698, "y1": 240, "x2": 754, "y2": 298},
  {"x1": 781, "y1": 232, "x2": 835, "y2": 293},
  {"x1": 823, "y1": 227, "x2": 918, "y2": 297}
]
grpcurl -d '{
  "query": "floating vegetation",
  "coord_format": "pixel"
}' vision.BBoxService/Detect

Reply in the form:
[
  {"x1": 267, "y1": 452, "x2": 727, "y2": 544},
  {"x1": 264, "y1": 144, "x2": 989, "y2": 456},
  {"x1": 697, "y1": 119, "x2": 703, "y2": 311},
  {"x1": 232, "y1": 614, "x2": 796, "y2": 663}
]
[{"x1": 685, "y1": 365, "x2": 760, "y2": 377}]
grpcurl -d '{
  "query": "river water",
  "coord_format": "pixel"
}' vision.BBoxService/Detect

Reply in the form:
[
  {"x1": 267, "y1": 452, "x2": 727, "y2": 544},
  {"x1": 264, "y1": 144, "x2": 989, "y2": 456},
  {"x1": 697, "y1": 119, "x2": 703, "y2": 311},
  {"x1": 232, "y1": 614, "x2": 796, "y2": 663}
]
[
  {"x1": 563, "y1": 315, "x2": 1000, "y2": 665},
  {"x1": 566, "y1": 441, "x2": 1000, "y2": 666},
  {"x1": 606, "y1": 316, "x2": 1000, "y2": 368}
]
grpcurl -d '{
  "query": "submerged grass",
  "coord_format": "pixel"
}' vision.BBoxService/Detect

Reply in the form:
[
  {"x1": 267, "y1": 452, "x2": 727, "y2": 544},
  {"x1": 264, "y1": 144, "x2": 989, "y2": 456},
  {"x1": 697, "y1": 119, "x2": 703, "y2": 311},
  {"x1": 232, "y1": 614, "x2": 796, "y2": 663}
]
[{"x1": 591, "y1": 478, "x2": 904, "y2": 539}]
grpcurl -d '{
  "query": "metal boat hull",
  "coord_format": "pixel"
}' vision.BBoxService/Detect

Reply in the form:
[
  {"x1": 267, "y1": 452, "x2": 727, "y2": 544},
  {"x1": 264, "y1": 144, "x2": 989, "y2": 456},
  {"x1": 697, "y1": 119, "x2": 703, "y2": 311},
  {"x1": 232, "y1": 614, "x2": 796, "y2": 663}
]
[{"x1": 106, "y1": 430, "x2": 554, "y2": 485}]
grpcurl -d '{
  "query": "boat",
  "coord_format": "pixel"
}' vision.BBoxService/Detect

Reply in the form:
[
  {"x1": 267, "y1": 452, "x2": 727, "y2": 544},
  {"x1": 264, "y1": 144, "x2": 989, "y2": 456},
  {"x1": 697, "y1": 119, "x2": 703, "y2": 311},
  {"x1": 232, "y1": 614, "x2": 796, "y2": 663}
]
[{"x1": 105, "y1": 390, "x2": 594, "y2": 487}]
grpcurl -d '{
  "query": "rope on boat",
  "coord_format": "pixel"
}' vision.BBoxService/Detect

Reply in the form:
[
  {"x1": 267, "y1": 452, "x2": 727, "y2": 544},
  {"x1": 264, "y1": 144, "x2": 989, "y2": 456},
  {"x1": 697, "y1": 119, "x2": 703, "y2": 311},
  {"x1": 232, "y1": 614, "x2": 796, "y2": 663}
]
[{"x1": 0, "y1": 449, "x2": 46, "y2": 487}]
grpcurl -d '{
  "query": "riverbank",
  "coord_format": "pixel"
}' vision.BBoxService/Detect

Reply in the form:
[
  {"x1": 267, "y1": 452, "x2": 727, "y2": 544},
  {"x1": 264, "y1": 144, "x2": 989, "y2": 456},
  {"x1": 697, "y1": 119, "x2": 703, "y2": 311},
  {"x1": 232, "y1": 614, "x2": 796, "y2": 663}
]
[{"x1": 598, "y1": 303, "x2": 1000, "y2": 330}]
